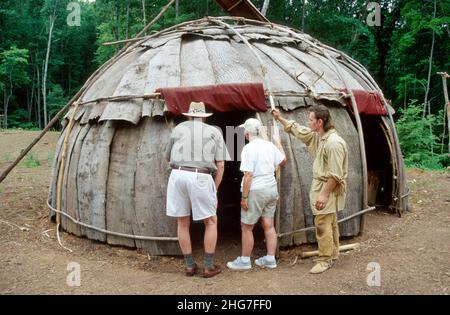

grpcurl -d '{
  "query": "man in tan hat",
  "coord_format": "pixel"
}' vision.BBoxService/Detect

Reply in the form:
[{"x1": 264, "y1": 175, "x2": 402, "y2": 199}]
[
  {"x1": 226, "y1": 118, "x2": 286, "y2": 271},
  {"x1": 165, "y1": 101, "x2": 230, "y2": 278},
  {"x1": 272, "y1": 105, "x2": 348, "y2": 274}
]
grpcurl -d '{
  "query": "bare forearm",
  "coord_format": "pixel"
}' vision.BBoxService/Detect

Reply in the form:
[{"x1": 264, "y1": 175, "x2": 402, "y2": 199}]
[
  {"x1": 322, "y1": 178, "x2": 338, "y2": 197},
  {"x1": 242, "y1": 173, "x2": 253, "y2": 197},
  {"x1": 214, "y1": 162, "x2": 225, "y2": 189},
  {"x1": 276, "y1": 115, "x2": 290, "y2": 127}
]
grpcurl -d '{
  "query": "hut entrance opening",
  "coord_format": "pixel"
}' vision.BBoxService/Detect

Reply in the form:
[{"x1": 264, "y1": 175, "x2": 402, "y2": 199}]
[
  {"x1": 361, "y1": 115, "x2": 394, "y2": 210},
  {"x1": 189, "y1": 111, "x2": 266, "y2": 244}
]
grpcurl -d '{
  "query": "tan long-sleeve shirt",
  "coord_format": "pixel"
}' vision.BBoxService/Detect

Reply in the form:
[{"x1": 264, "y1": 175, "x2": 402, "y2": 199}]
[{"x1": 284, "y1": 121, "x2": 348, "y2": 215}]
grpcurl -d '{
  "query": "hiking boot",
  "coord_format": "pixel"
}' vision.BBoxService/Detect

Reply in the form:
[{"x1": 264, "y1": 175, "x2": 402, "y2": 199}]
[
  {"x1": 255, "y1": 256, "x2": 277, "y2": 269},
  {"x1": 184, "y1": 263, "x2": 198, "y2": 277},
  {"x1": 226, "y1": 257, "x2": 252, "y2": 270},
  {"x1": 202, "y1": 264, "x2": 221, "y2": 278},
  {"x1": 309, "y1": 261, "x2": 332, "y2": 274}
]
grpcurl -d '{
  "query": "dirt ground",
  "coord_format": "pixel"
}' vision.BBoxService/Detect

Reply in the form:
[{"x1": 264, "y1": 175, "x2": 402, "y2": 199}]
[{"x1": 0, "y1": 130, "x2": 449, "y2": 295}]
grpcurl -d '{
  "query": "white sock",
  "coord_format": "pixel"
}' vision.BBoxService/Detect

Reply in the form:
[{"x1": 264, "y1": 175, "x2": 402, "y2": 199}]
[
  {"x1": 241, "y1": 256, "x2": 251, "y2": 263},
  {"x1": 265, "y1": 255, "x2": 275, "y2": 261}
]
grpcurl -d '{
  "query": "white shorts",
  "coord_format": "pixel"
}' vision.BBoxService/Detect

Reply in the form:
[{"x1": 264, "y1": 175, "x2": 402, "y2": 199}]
[{"x1": 166, "y1": 169, "x2": 217, "y2": 221}]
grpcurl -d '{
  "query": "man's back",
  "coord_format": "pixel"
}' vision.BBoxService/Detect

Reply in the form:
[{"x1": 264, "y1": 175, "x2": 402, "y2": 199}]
[
  {"x1": 240, "y1": 138, "x2": 285, "y2": 190},
  {"x1": 166, "y1": 120, "x2": 228, "y2": 172}
]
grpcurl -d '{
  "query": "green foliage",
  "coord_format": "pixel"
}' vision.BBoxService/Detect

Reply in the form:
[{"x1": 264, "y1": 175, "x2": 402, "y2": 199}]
[
  {"x1": 47, "y1": 83, "x2": 68, "y2": 119},
  {"x1": 47, "y1": 150, "x2": 54, "y2": 166},
  {"x1": 0, "y1": 46, "x2": 30, "y2": 86},
  {"x1": 0, "y1": 0, "x2": 448, "y2": 143},
  {"x1": 23, "y1": 152, "x2": 41, "y2": 168},
  {"x1": 396, "y1": 100, "x2": 448, "y2": 169},
  {"x1": 7, "y1": 108, "x2": 37, "y2": 129}
]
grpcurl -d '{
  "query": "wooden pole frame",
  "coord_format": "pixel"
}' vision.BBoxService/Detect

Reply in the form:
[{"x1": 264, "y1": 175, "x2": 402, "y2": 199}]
[{"x1": 437, "y1": 72, "x2": 450, "y2": 156}]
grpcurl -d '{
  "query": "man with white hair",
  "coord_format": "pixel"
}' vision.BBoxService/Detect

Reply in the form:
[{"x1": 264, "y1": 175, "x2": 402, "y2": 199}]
[
  {"x1": 227, "y1": 118, "x2": 286, "y2": 270},
  {"x1": 165, "y1": 101, "x2": 229, "y2": 278}
]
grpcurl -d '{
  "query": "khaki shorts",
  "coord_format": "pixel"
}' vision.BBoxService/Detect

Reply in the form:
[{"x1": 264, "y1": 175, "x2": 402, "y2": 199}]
[
  {"x1": 241, "y1": 186, "x2": 278, "y2": 225},
  {"x1": 166, "y1": 169, "x2": 217, "y2": 221}
]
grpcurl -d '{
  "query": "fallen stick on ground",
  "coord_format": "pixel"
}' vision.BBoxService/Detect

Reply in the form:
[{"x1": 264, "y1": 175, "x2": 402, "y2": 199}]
[
  {"x1": 0, "y1": 219, "x2": 30, "y2": 231},
  {"x1": 300, "y1": 243, "x2": 361, "y2": 258}
]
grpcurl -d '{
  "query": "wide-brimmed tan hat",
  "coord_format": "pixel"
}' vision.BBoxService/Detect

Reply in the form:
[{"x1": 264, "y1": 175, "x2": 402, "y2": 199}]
[{"x1": 182, "y1": 101, "x2": 213, "y2": 118}]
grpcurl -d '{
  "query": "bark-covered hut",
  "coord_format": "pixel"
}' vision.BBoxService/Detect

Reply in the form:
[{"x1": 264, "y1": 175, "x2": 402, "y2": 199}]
[{"x1": 48, "y1": 16, "x2": 408, "y2": 255}]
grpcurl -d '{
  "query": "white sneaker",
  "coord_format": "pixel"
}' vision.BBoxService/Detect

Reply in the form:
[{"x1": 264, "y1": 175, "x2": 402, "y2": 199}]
[
  {"x1": 255, "y1": 256, "x2": 277, "y2": 269},
  {"x1": 226, "y1": 256, "x2": 252, "y2": 270}
]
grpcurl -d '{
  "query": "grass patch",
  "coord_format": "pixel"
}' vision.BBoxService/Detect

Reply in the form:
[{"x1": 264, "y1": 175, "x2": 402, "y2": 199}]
[
  {"x1": 47, "y1": 150, "x2": 54, "y2": 166},
  {"x1": 4, "y1": 153, "x2": 13, "y2": 163},
  {"x1": 23, "y1": 152, "x2": 41, "y2": 168}
]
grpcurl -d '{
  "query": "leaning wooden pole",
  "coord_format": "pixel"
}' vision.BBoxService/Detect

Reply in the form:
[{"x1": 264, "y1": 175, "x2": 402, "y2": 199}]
[
  {"x1": 54, "y1": 101, "x2": 80, "y2": 252},
  {"x1": 210, "y1": 18, "x2": 285, "y2": 256},
  {"x1": 0, "y1": 0, "x2": 176, "y2": 184},
  {"x1": 437, "y1": 72, "x2": 450, "y2": 156}
]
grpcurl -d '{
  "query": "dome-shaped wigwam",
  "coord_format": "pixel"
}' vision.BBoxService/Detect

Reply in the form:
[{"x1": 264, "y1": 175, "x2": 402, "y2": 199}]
[{"x1": 48, "y1": 16, "x2": 408, "y2": 255}]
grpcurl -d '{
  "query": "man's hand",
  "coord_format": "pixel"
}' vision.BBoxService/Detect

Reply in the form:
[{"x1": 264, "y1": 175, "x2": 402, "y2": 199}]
[
  {"x1": 271, "y1": 108, "x2": 281, "y2": 120},
  {"x1": 315, "y1": 192, "x2": 329, "y2": 211},
  {"x1": 240, "y1": 198, "x2": 249, "y2": 211},
  {"x1": 271, "y1": 108, "x2": 289, "y2": 127}
]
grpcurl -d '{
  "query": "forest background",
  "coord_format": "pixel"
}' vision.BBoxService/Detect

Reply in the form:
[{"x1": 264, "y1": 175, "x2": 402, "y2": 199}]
[{"x1": 0, "y1": 0, "x2": 449, "y2": 169}]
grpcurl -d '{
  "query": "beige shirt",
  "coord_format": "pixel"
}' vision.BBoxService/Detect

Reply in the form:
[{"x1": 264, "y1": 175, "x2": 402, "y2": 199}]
[
  {"x1": 285, "y1": 121, "x2": 348, "y2": 215},
  {"x1": 165, "y1": 120, "x2": 230, "y2": 172}
]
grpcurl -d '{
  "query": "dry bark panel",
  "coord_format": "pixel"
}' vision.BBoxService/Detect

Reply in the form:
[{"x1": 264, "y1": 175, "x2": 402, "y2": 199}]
[
  {"x1": 63, "y1": 123, "x2": 91, "y2": 236},
  {"x1": 83, "y1": 48, "x2": 146, "y2": 102},
  {"x1": 105, "y1": 122, "x2": 139, "y2": 247},
  {"x1": 134, "y1": 117, "x2": 179, "y2": 255},
  {"x1": 144, "y1": 38, "x2": 181, "y2": 93},
  {"x1": 204, "y1": 39, "x2": 253, "y2": 84},
  {"x1": 61, "y1": 122, "x2": 83, "y2": 233},
  {"x1": 180, "y1": 38, "x2": 216, "y2": 86},
  {"x1": 77, "y1": 121, "x2": 115, "y2": 241}
]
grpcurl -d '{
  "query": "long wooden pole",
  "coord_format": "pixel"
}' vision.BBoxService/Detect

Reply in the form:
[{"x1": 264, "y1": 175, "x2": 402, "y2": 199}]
[
  {"x1": 210, "y1": 17, "x2": 285, "y2": 256},
  {"x1": 437, "y1": 72, "x2": 450, "y2": 156}
]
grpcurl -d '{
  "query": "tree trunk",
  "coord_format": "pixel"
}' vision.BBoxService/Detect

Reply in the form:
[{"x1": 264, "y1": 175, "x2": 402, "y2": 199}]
[
  {"x1": 126, "y1": 0, "x2": 130, "y2": 39},
  {"x1": 261, "y1": 0, "x2": 270, "y2": 16},
  {"x1": 3, "y1": 91, "x2": 8, "y2": 129},
  {"x1": 301, "y1": 0, "x2": 305, "y2": 32},
  {"x1": 28, "y1": 65, "x2": 35, "y2": 121},
  {"x1": 142, "y1": 0, "x2": 146, "y2": 30},
  {"x1": 438, "y1": 72, "x2": 450, "y2": 155},
  {"x1": 43, "y1": 13, "x2": 56, "y2": 127},
  {"x1": 175, "y1": 0, "x2": 179, "y2": 18},
  {"x1": 3, "y1": 70, "x2": 13, "y2": 129},
  {"x1": 423, "y1": 0, "x2": 437, "y2": 118},
  {"x1": 37, "y1": 64, "x2": 41, "y2": 129}
]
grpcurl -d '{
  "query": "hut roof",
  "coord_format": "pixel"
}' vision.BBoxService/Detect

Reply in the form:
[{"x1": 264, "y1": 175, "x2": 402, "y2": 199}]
[{"x1": 65, "y1": 17, "x2": 383, "y2": 125}]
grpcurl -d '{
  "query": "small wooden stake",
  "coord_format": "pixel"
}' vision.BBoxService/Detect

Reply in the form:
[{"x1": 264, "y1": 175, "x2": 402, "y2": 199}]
[{"x1": 300, "y1": 242, "x2": 361, "y2": 258}]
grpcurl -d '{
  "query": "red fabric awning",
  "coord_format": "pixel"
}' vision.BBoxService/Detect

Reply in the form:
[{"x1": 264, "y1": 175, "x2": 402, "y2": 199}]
[
  {"x1": 341, "y1": 89, "x2": 388, "y2": 115},
  {"x1": 156, "y1": 83, "x2": 267, "y2": 116}
]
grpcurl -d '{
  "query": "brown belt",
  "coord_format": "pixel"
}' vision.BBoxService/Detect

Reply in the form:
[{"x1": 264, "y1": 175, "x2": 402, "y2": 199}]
[{"x1": 172, "y1": 165, "x2": 212, "y2": 175}]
